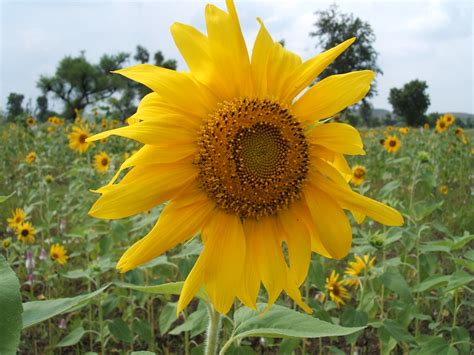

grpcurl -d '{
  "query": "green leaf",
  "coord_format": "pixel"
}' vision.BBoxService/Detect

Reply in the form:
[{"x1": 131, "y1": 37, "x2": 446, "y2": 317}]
[
  {"x1": 412, "y1": 336, "x2": 454, "y2": 354},
  {"x1": 169, "y1": 306, "x2": 207, "y2": 337},
  {"x1": 56, "y1": 326, "x2": 85, "y2": 347},
  {"x1": 412, "y1": 275, "x2": 450, "y2": 293},
  {"x1": 379, "y1": 267, "x2": 413, "y2": 302},
  {"x1": 0, "y1": 192, "x2": 15, "y2": 203},
  {"x1": 412, "y1": 201, "x2": 443, "y2": 221},
  {"x1": 159, "y1": 302, "x2": 177, "y2": 335},
  {"x1": 115, "y1": 281, "x2": 206, "y2": 299},
  {"x1": 132, "y1": 319, "x2": 153, "y2": 344},
  {"x1": 340, "y1": 308, "x2": 368, "y2": 343},
  {"x1": 378, "y1": 180, "x2": 401, "y2": 198},
  {"x1": 22, "y1": 284, "x2": 110, "y2": 329},
  {"x1": 382, "y1": 319, "x2": 415, "y2": 343},
  {"x1": 130, "y1": 352, "x2": 156, "y2": 355},
  {"x1": 232, "y1": 304, "x2": 365, "y2": 340},
  {"x1": 450, "y1": 233, "x2": 474, "y2": 251},
  {"x1": 444, "y1": 271, "x2": 473, "y2": 292},
  {"x1": 109, "y1": 318, "x2": 133, "y2": 343},
  {"x1": 0, "y1": 256, "x2": 22, "y2": 355}
]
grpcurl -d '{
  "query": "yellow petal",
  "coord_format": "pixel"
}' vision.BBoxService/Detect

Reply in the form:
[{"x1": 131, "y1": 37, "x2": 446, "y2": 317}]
[
  {"x1": 280, "y1": 38, "x2": 355, "y2": 103},
  {"x1": 117, "y1": 188, "x2": 215, "y2": 272},
  {"x1": 205, "y1": 2, "x2": 251, "y2": 98},
  {"x1": 89, "y1": 162, "x2": 197, "y2": 219},
  {"x1": 278, "y1": 205, "x2": 311, "y2": 287},
  {"x1": 237, "y1": 226, "x2": 261, "y2": 310},
  {"x1": 266, "y1": 41, "x2": 302, "y2": 101},
  {"x1": 170, "y1": 23, "x2": 213, "y2": 86},
  {"x1": 307, "y1": 122, "x2": 365, "y2": 155},
  {"x1": 304, "y1": 184, "x2": 352, "y2": 259},
  {"x1": 245, "y1": 217, "x2": 287, "y2": 308},
  {"x1": 177, "y1": 252, "x2": 207, "y2": 315},
  {"x1": 293, "y1": 70, "x2": 375, "y2": 124},
  {"x1": 284, "y1": 280, "x2": 313, "y2": 314},
  {"x1": 203, "y1": 211, "x2": 246, "y2": 314},
  {"x1": 314, "y1": 172, "x2": 404, "y2": 226},
  {"x1": 86, "y1": 119, "x2": 197, "y2": 146},
  {"x1": 113, "y1": 64, "x2": 214, "y2": 116},
  {"x1": 251, "y1": 18, "x2": 273, "y2": 96}
]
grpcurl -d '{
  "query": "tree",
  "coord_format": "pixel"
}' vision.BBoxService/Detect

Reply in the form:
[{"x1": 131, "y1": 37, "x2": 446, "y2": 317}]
[
  {"x1": 134, "y1": 45, "x2": 150, "y2": 64},
  {"x1": 37, "y1": 52, "x2": 130, "y2": 119},
  {"x1": 6, "y1": 93, "x2": 25, "y2": 118},
  {"x1": 154, "y1": 51, "x2": 177, "y2": 70},
  {"x1": 389, "y1": 80, "x2": 430, "y2": 126},
  {"x1": 36, "y1": 95, "x2": 49, "y2": 121},
  {"x1": 310, "y1": 4, "x2": 382, "y2": 102}
]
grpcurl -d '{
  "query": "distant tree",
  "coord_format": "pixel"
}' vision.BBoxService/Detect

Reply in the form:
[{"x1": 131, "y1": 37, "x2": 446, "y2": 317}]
[
  {"x1": 154, "y1": 51, "x2": 177, "y2": 70},
  {"x1": 37, "y1": 52, "x2": 130, "y2": 119},
  {"x1": 358, "y1": 101, "x2": 373, "y2": 125},
  {"x1": 310, "y1": 4, "x2": 382, "y2": 103},
  {"x1": 134, "y1": 45, "x2": 150, "y2": 64},
  {"x1": 36, "y1": 95, "x2": 49, "y2": 121},
  {"x1": 6, "y1": 92, "x2": 25, "y2": 118},
  {"x1": 389, "y1": 80, "x2": 430, "y2": 126}
]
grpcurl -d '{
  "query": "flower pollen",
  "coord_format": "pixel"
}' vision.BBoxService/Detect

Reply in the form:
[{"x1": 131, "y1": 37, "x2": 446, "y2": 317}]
[{"x1": 196, "y1": 98, "x2": 309, "y2": 219}]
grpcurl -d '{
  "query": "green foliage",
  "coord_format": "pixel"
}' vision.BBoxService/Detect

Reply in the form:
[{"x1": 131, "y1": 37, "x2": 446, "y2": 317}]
[
  {"x1": 6, "y1": 92, "x2": 25, "y2": 118},
  {"x1": 389, "y1": 80, "x2": 431, "y2": 126},
  {"x1": 0, "y1": 256, "x2": 22, "y2": 355},
  {"x1": 311, "y1": 4, "x2": 382, "y2": 101}
]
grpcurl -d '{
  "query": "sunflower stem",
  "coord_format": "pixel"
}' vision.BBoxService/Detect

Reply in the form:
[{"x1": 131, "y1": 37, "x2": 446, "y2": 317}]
[{"x1": 205, "y1": 303, "x2": 221, "y2": 355}]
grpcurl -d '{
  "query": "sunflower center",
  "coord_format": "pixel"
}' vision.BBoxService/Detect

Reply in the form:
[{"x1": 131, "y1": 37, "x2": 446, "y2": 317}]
[
  {"x1": 21, "y1": 229, "x2": 29, "y2": 237},
  {"x1": 101, "y1": 158, "x2": 108, "y2": 166},
  {"x1": 330, "y1": 284, "x2": 340, "y2": 296},
  {"x1": 389, "y1": 140, "x2": 397, "y2": 147},
  {"x1": 52, "y1": 252, "x2": 58, "y2": 259},
  {"x1": 79, "y1": 134, "x2": 88, "y2": 143},
  {"x1": 196, "y1": 98, "x2": 309, "y2": 219}
]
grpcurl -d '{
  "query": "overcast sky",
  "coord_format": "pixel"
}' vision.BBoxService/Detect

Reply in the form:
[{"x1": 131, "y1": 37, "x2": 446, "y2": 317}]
[{"x1": 1, "y1": 0, "x2": 472, "y2": 114}]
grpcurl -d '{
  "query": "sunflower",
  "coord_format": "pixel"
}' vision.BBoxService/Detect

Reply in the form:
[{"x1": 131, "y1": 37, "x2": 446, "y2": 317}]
[
  {"x1": 384, "y1": 135, "x2": 401, "y2": 153},
  {"x1": 344, "y1": 255, "x2": 375, "y2": 288},
  {"x1": 94, "y1": 152, "x2": 111, "y2": 174},
  {"x1": 435, "y1": 118, "x2": 448, "y2": 133},
  {"x1": 68, "y1": 126, "x2": 91, "y2": 153},
  {"x1": 86, "y1": 0, "x2": 403, "y2": 315},
  {"x1": 50, "y1": 244, "x2": 69, "y2": 265},
  {"x1": 398, "y1": 127, "x2": 409, "y2": 135},
  {"x1": 25, "y1": 151, "x2": 37, "y2": 164},
  {"x1": 2, "y1": 238, "x2": 11, "y2": 249},
  {"x1": 442, "y1": 113, "x2": 455, "y2": 126},
  {"x1": 325, "y1": 270, "x2": 350, "y2": 307},
  {"x1": 423, "y1": 123, "x2": 429, "y2": 130},
  {"x1": 17, "y1": 222, "x2": 36, "y2": 243},
  {"x1": 26, "y1": 116, "x2": 36, "y2": 127},
  {"x1": 101, "y1": 118, "x2": 108, "y2": 129},
  {"x1": 7, "y1": 208, "x2": 26, "y2": 229},
  {"x1": 439, "y1": 185, "x2": 448, "y2": 195},
  {"x1": 454, "y1": 127, "x2": 464, "y2": 137},
  {"x1": 350, "y1": 165, "x2": 366, "y2": 186}
]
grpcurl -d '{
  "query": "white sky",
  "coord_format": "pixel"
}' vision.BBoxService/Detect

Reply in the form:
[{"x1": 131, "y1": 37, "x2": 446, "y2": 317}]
[{"x1": 1, "y1": 0, "x2": 473, "y2": 114}]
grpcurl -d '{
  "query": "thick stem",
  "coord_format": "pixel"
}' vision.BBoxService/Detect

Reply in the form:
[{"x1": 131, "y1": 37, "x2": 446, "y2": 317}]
[{"x1": 205, "y1": 304, "x2": 222, "y2": 355}]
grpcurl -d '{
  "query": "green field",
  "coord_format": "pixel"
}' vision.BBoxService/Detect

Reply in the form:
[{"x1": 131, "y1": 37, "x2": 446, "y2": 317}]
[{"x1": 1, "y1": 115, "x2": 472, "y2": 354}]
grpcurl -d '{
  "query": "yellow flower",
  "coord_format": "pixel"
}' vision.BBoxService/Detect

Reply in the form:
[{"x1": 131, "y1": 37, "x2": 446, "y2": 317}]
[
  {"x1": 50, "y1": 244, "x2": 69, "y2": 265},
  {"x1": 26, "y1": 116, "x2": 36, "y2": 127},
  {"x1": 25, "y1": 152, "x2": 36, "y2": 164},
  {"x1": 2, "y1": 239, "x2": 11, "y2": 249},
  {"x1": 435, "y1": 118, "x2": 448, "y2": 133},
  {"x1": 47, "y1": 126, "x2": 56, "y2": 134},
  {"x1": 350, "y1": 165, "x2": 366, "y2": 186},
  {"x1": 111, "y1": 119, "x2": 120, "y2": 128},
  {"x1": 68, "y1": 126, "x2": 91, "y2": 153},
  {"x1": 442, "y1": 113, "x2": 455, "y2": 126},
  {"x1": 101, "y1": 118, "x2": 108, "y2": 129},
  {"x1": 7, "y1": 208, "x2": 26, "y2": 229},
  {"x1": 423, "y1": 123, "x2": 429, "y2": 129},
  {"x1": 398, "y1": 127, "x2": 409, "y2": 135},
  {"x1": 454, "y1": 127, "x2": 464, "y2": 136},
  {"x1": 94, "y1": 152, "x2": 111, "y2": 174},
  {"x1": 44, "y1": 175, "x2": 54, "y2": 184},
  {"x1": 384, "y1": 135, "x2": 401, "y2": 153},
  {"x1": 17, "y1": 222, "x2": 36, "y2": 243},
  {"x1": 86, "y1": 0, "x2": 403, "y2": 315},
  {"x1": 325, "y1": 270, "x2": 350, "y2": 307},
  {"x1": 439, "y1": 185, "x2": 448, "y2": 195},
  {"x1": 344, "y1": 255, "x2": 375, "y2": 288}
]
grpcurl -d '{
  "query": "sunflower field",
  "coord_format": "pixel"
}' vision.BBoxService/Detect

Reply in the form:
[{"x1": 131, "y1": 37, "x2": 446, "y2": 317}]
[
  {"x1": 1, "y1": 110, "x2": 472, "y2": 354},
  {"x1": 1, "y1": 0, "x2": 474, "y2": 354}
]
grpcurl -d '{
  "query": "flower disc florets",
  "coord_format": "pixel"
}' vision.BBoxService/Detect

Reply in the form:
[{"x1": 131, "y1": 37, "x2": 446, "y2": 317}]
[{"x1": 196, "y1": 98, "x2": 309, "y2": 219}]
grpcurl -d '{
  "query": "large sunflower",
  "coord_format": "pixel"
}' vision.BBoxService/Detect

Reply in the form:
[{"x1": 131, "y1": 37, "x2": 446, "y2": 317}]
[{"x1": 87, "y1": 0, "x2": 403, "y2": 315}]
